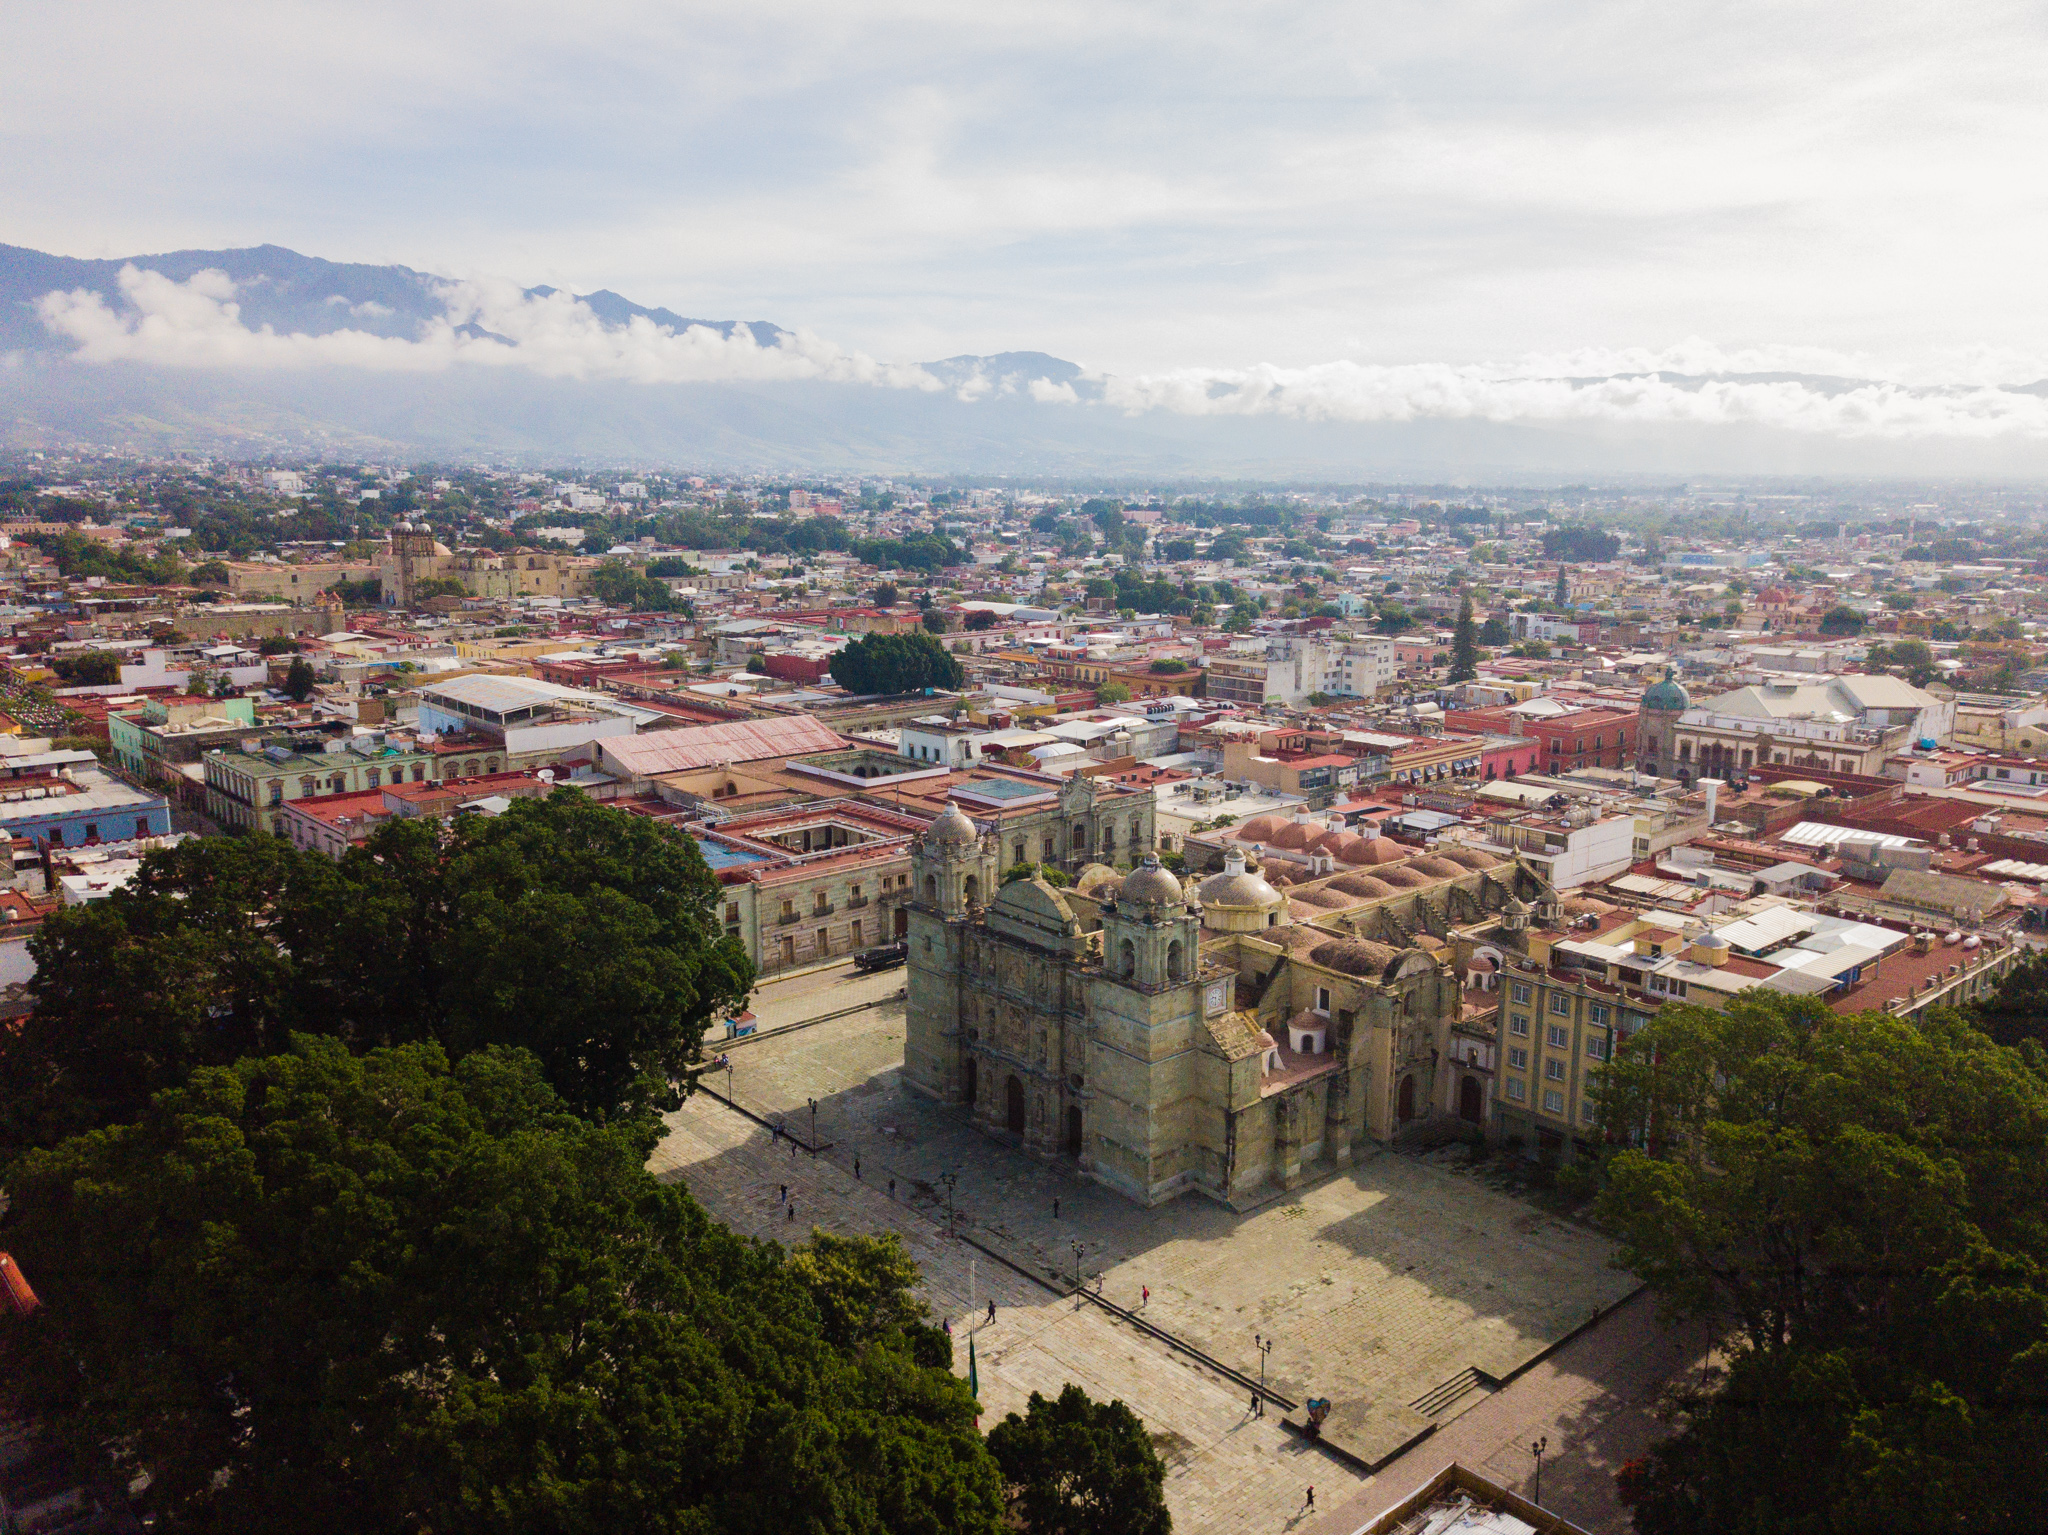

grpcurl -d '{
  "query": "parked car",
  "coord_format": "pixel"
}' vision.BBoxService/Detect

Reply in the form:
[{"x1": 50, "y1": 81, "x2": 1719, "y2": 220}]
[{"x1": 852, "y1": 940, "x2": 908, "y2": 973}]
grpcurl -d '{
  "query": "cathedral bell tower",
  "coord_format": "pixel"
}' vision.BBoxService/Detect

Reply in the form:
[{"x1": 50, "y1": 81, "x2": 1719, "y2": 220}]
[
  {"x1": 1100, "y1": 854, "x2": 1200, "y2": 991},
  {"x1": 902, "y1": 799, "x2": 999, "y2": 1104}
]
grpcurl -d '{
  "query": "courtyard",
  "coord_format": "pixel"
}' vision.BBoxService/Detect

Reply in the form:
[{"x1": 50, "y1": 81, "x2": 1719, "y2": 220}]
[{"x1": 654, "y1": 964, "x2": 1646, "y2": 1531}]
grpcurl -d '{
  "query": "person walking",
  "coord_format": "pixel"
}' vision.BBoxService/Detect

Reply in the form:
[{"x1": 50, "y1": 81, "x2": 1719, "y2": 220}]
[
  {"x1": 1305, "y1": 1486, "x2": 1314, "y2": 1510},
  {"x1": 778, "y1": 1184, "x2": 787, "y2": 1205},
  {"x1": 1249, "y1": 1390, "x2": 1260, "y2": 1417},
  {"x1": 1053, "y1": 1197, "x2": 1060, "y2": 1218},
  {"x1": 1141, "y1": 1285, "x2": 1150, "y2": 1307},
  {"x1": 888, "y1": 1177, "x2": 896, "y2": 1198},
  {"x1": 786, "y1": 1202, "x2": 795, "y2": 1223},
  {"x1": 986, "y1": 1299, "x2": 996, "y2": 1324},
  {"x1": 853, "y1": 1155, "x2": 861, "y2": 1180}
]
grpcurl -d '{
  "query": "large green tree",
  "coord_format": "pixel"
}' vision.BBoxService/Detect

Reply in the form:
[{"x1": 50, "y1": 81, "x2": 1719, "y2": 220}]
[
  {"x1": 829, "y1": 630, "x2": 964, "y2": 695},
  {"x1": 1589, "y1": 991, "x2": 2048, "y2": 1532},
  {"x1": 0, "y1": 1038, "x2": 1001, "y2": 1535},
  {"x1": 1448, "y1": 595, "x2": 1479, "y2": 682},
  {"x1": 987, "y1": 1384, "x2": 1171, "y2": 1535},
  {"x1": 0, "y1": 793, "x2": 752, "y2": 1154}
]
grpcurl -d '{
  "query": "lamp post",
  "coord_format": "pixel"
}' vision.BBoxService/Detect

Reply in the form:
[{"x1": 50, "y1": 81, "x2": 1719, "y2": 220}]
[
  {"x1": 940, "y1": 1172, "x2": 957, "y2": 1239},
  {"x1": 1071, "y1": 1240, "x2": 1085, "y2": 1303},
  {"x1": 808, "y1": 1096, "x2": 818, "y2": 1151},
  {"x1": 1530, "y1": 1436, "x2": 1549, "y2": 1506},
  {"x1": 1254, "y1": 1334, "x2": 1272, "y2": 1397}
]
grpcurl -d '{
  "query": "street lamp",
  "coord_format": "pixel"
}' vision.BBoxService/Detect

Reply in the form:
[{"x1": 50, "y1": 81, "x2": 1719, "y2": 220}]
[
  {"x1": 940, "y1": 1172, "x2": 957, "y2": 1239},
  {"x1": 808, "y1": 1096, "x2": 818, "y2": 1151},
  {"x1": 1253, "y1": 1334, "x2": 1272, "y2": 1397},
  {"x1": 1530, "y1": 1436, "x2": 1549, "y2": 1506},
  {"x1": 1071, "y1": 1240, "x2": 1084, "y2": 1303}
]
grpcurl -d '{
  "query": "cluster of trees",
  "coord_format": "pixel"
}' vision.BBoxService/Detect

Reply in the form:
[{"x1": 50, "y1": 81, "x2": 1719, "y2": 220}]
[
  {"x1": 0, "y1": 795, "x2": 1177, "y2": 1533},
  {"x1": 1583, "y1": 986, "x2": 2048, "y2": 1532},
  {"x1": 829, "y1": 631, "x2": 964, "y2": 695},
  {"x1": 23, "y1": 531, "x2": 191, "y2": 587},
  {"x1": 46, "y1": 651, "x2": 122, "y2": 686},
  {"x1": 586, "y1": 561, "x2": 682, "y2": 612},
  {"x1": 1541, "y1": 526, "x2": 1620, "y2": 562}
]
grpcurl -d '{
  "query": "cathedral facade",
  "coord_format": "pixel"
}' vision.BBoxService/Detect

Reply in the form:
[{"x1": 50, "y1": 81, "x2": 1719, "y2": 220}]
[{"x1": 903, "y1": 801, "x2": 1559, "y2": 1208}]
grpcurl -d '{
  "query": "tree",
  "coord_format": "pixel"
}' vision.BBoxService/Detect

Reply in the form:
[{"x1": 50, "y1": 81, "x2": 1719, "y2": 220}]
[
  {"x1": 829, "y1": 631, "x2": 964, "y2": 696},
  {"x1": 1373, "y1": 603, "x2": 1415, "y2": 636},
  {"x1": 1553, "y1": 565, "x2": 1569, "y2": 606},
  {"x1": 1541, "y1": 527, "x2": 1620, "y2": 562},
  {"x1": 963, "y1": 609, "x2": 999, "y2": 631},
  {"x1": 1587, "y1": 991, "x2": 2048, "y2": 1532},
  {"x1": 1448, "y1": 596, "x2": 1479, "y2": 682},
  {"x1": 921, "y1": 609, "x2": 948, "y2": 634},
  {"x1": 1818, "y1": 604, "x2": 1866, "y2": 635},
  {"x1": 0, "y1": 794, "x2": 752, "y2": 1153},
  {"x1": 282, "y1": 656, "x2": 317, "y2": 700},
  {"x1": 987, "y1": 1385, "x2": 1171, "y2": 1535},
  {"x1": 872, "y1": 581, "x2": 900, "y2": 608},
  {"x1": 1479, "y1": 614, "x2": 1511, "y2": 647},
  {"x1": 1148, "y1": 659, "x2": 1188, "y2": 675},
  {"x1": 188, "y1": 559, "x2": 231, "y2": 586},
  {"x1": 1095, "y1": 682, "x2": 1132, "y2": 704},
  {"x1": 1970, "y1": 949, "x2": 2048, "y2": 1050},
  {"x1": 0, "y1": 1039, "x2": 1003, "y2": 1535},
  {"x1": 585, "y1": 562, "x2": 675, "y2": 612},
  {"x1": 1882, "y1": 592, "x2": 1918, "y2": 611}
]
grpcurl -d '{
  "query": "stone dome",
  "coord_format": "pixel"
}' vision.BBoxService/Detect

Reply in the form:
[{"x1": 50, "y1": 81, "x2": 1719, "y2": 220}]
[
  {"x1": 930, "y1": 802, "x2": 978, "y2": 846},
  {"x1": 1375, "y1": 866, "x2": 1429, "y2": 888},
  {"x1": 1406, "y1": 856, "x2": 1466, "y2": 879},
  {"x1": 1292, "y1": 888, "x2": 1350, "y2": 908},
  {"x1": 1642, "y1": 665, "x2": 1691, "y2": 713},
  {"x1": 1328, "y1": 873, "x2": 1396, "y2": 899},
  {"x1": 1308, "y1": 939, "x2": 1404, "y2": 978},
  {"x1": 1349, "y1": 837, "x2": 1406, "y2": 866},
  {"x1": 1435, "y1": 847, "x2": 1500, "y2": 871},
  {"x1": 1196, "y1": 848, "x2": 1282, "y2": 911},
  {"x1": 1266, "y1": 820, "x2": 1316, "y2": 850},
  {"x1": 1074, "y1": 863, "x2": 1124, "y2": 897},
  {"x1": 1119, "y1": 854, "x2": 1185, "y2": 908},
  {"x1": 1237, "y1": 815, "x2": 1287, "y2": 843}
]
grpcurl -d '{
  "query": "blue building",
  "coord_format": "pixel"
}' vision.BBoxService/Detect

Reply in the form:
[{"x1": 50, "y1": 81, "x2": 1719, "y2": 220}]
[{"x1": 0, "y1": 750, "x2": 173, "y2": 849}]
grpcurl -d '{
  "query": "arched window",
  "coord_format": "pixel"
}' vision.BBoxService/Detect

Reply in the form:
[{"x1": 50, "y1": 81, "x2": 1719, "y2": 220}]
[
  {"x1": 1678, "y1": 741, "x2": 1692, "y2": 761},
  {"x1": 963, "y1": 874, "x2": 980, "y2": 906},
  {"x1": 1119, "y1": 938, "x2": 1136, "y2": 977},
  {"x1": 1166, "y1": 939, "x2": 1185, "y2": 983},
  {"x1": 925, "y1": 874, "x2": 938, "y2": 904},
  {"x1": 1072, "y1": 824, "x2": 1089, "y2": 852},
  {"x1": 1013, "y1": 841, "x2": 1025, "y2": 865}
]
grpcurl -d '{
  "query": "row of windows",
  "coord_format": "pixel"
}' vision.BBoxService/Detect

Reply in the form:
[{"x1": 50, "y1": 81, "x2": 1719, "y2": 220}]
[{"x1": 1501, "y1": 1079, "x2": 1570, "y2": 1117}]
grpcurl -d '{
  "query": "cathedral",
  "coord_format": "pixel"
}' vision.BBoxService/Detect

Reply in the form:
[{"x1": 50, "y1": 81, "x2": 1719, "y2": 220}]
[{"x1": 902, "y1": 800, "x2": 1562, "y2": 1207}]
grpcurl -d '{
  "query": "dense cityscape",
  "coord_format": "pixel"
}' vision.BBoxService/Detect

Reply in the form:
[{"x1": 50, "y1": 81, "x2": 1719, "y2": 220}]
[{"x1": 0, "y1": 452, "x2": 2043, "y2": 1530}]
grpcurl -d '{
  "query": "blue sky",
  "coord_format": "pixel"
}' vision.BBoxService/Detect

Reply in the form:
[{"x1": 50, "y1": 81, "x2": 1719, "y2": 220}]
[{"x1": 6, "y1": 1, "x2": 2047, "y2": 390}]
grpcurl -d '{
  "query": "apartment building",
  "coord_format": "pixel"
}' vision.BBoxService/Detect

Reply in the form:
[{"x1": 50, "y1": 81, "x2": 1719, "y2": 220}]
[{"x1": 205, "y1": 736, "x2": 442, "y2": 835}]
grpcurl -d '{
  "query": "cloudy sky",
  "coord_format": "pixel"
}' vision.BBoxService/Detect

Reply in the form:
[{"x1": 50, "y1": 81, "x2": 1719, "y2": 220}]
[{"x1": 6, "y1": 2, "x2": 2047, "y2": 407}]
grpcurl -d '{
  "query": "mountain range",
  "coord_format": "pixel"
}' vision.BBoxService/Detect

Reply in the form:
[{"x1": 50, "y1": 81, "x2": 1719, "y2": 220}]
[{"x1": 3, "y1": 242, "x2": 2042, "y2": 478}]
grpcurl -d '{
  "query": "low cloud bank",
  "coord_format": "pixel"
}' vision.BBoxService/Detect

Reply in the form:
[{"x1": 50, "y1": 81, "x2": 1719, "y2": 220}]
[
  {"x1": 38, "y1": 265, "x2": 939, "y2": 390},
  {"x1": 37, "y1": 268, "x2": 2048, "y2": 439}
]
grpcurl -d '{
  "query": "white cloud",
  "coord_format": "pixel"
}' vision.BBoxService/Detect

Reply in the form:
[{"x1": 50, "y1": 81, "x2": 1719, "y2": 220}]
[
  {"x1": 1028, "y1": 376, "x2": 1077, "y2": 404},
  {"x1": 38, "y1": 265, "x2": 941, "y2": 390}
]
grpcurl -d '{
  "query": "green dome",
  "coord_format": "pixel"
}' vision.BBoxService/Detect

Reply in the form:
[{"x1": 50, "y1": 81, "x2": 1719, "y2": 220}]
[{"x1": 1642, "y1": 666, "x2": 1691, "y2": 713}]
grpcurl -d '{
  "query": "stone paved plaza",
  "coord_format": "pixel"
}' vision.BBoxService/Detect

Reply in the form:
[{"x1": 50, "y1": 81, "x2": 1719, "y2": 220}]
[{"x1": 658, "y1": 968, "x2": 1642, "y2": 1528}]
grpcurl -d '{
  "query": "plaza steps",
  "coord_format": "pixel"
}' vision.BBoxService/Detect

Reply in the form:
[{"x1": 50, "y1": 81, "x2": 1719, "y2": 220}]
[{"x1": 1409, "y1": 1366, "x2": 1489, "y2": 1418}]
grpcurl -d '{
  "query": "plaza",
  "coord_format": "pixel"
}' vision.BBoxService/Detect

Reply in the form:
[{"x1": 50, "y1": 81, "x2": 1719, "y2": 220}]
[{"x1": 654, "y1": 964, "x2": 1647, "y2": 1530}]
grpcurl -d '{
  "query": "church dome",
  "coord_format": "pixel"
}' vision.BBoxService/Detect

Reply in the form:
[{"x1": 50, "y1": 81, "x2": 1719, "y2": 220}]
[
  {"x1": 1074, "y1": 863, "x2": 1124, "y2": 897},
  {"x1": 930, "y1": 802, "x2": 977, "y2": 846},
  {"x1": 1197, "y1": 848, "x2": 1282, "y2": 911},
  {"x1": 1119, "y1": 854, "x2": 1185, "y2": 908},
  {"x1": 1237, "y1": 815, "x2": 1286, "y2": 843},
  {"x1": 1642, "y1": 666, "x2": 1691, "y2": 713}
]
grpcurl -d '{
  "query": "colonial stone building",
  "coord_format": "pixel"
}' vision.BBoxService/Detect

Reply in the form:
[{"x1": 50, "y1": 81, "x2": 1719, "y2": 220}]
[{"x1": 903, "y1": 801, "x2": 1559, "y2": 1207}]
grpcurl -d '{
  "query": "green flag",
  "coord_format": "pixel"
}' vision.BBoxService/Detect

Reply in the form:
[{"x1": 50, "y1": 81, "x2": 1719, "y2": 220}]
[{"x1": 968, "y1": 1334, "x2": 978, "y2": 1401}]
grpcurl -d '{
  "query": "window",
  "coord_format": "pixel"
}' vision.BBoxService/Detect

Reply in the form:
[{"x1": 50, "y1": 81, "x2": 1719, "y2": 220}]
[
  {"x1": 1509, "y1": 1014, "x2": 1529, "y2": 1036},
  {"x1": 781, "y1": 900, "x2": 794, "y2": 918},
  {"x1": 1547, "y1": 1024, "x2": 1569, "y2": 1048},
  {"x1": 1546, "y1": 1058, "x2": 1566, "y2": 1081},
  {"x1": 1508, "y1": 1046, "x2": 1527, "y2": 1069},
  {"x1": 1315, "y1": 986, "x2": 1331, "y2": 1015},
  {"x1": 1510, "y1": 982, "x2": 1532, "y2": 1004},
  {"x1": 366, "y1": 767, "x2": 380, "y2": 788},
  {"x1": 83, "y1": 822, "x2": 98, "y2": 841},
  {"x1": 1550, "y1": 993, "x2": 1572, "y2": 1016},
  {"x1": 1543, "y1": 1089, "x2": 1565, "y2": 1113},
  {"x1": 1582, "y1": 1099, "x2": 1598, "y2": 1123},
  {"x1": 725, "y1": 902, "x2": 740, "y2": 922},
  {"x1": 1588, "y1": 1003, "x2": 1609, "y2": 1025},
  {"x1": 1505, "y1": 1079, "x2": 1526, "y2": 1103},
  {"x1": 1586, "y1": 1034, "x2": 1610, "y2": 1060},
  {"x1": 135, "y1": 818, "x2": 149, "y2": 838}
]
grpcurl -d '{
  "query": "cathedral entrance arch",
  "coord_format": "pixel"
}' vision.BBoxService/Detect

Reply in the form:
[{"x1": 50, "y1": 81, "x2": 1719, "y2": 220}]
[
  {"x1": 1065, "y1": 1105, "x2": 1083, "y2": 1156},
  {"x1": 1459, "y1": 1075, "x2": 1483, "y2": 1123},
  {"x1": 1005, "y1": 1075, "x2": 1026, "y2": 1134},
  {"x1": 1397, "y1": 1074, "x2": 1417, "y2": 1122},
  {"x1": 965, "y1": 1057, "x2": 977, "y2": 1107}
]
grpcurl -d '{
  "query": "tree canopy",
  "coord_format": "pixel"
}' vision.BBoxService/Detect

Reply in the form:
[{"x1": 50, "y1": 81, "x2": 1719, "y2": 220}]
[
  {"x1": 1540, "y1": 526, "x2": 1620, "y2": 562},
  {"x1": 829, "y1": 631, "x2": 964, "y2": 696},
  {"x1": 1588, "y1": 990, "x2": 2048, "y2": 1532},
  {"x1": 0, "y1": 1038, "x2": 1001, "y2": 1535},
  {"x1": 987, "y1": 1385, "x2": 1171, "y2": 1535},
  {"x1": 0, "y1": 793, "x2": 753, "y2": 1156},
  {"x1": 1818, "y1": 604, "x2": 1866, "y2": 636},
  {"x1": 1448, "y1": 595, "x2": 1478, "y2": 682}
]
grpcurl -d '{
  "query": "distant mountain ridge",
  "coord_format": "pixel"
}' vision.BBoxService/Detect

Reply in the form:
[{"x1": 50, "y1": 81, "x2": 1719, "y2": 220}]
[
  {"x1": 2, "y1": 241, "x2": 2044, "y2": 477},
  {"x1": 0, "y1": 242, "x2": 793, "y2": 355}
]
